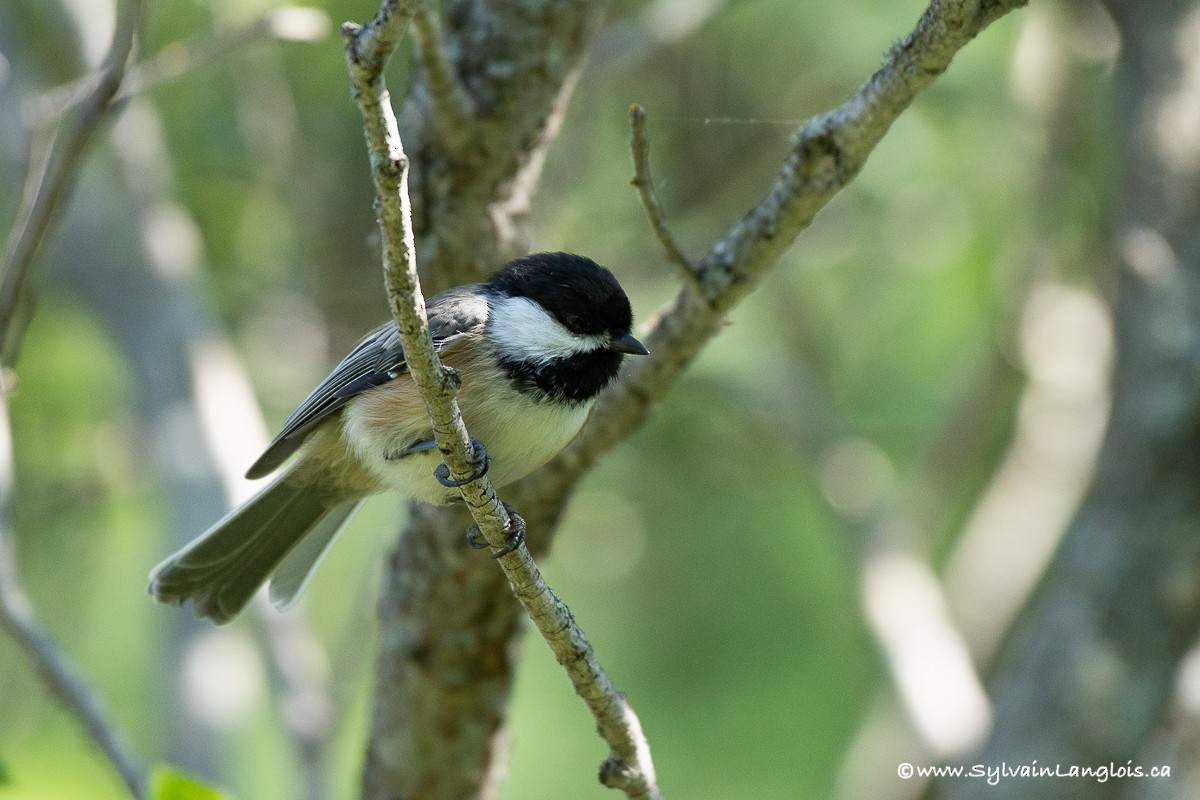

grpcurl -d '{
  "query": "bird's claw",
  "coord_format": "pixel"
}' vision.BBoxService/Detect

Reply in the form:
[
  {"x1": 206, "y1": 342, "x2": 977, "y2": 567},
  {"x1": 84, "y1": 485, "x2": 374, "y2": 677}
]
[
  {"x1": 435, "y1": 438, "x2": 490, "y2": 488},
  {"x1": 467, "y1": 502, "x2": 526, "y2": 558}
]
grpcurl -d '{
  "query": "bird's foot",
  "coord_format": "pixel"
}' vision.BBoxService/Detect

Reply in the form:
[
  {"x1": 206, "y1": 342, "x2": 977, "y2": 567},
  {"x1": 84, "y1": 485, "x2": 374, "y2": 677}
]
[
  {"x1": 434, "y1": 438, "x2": 490, "y2": 488},
  {"x1": 467, "y1": 502, "x2": 526, "y2": 559}
]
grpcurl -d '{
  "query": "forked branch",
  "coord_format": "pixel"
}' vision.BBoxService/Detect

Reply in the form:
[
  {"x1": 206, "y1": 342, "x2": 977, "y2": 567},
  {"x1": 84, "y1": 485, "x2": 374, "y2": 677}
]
[
  {"x1": 0, "y1": 0, "x2": 145, "y2": 360},
  {"x1": 527, "y1": 0, "x2": 1030, "y2": 508}
]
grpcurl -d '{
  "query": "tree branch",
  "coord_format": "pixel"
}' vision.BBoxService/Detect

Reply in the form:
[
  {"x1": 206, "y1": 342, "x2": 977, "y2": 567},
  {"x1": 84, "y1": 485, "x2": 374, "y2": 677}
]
[
  {"x1": 0, "y1": 0, "x2": 145, "y2": 361},
  {"x1": 342, "y1": 8, "x2": 662, "y2": 798},
  {"x1": 0, "y1": 393, "x2": 148, "y2": 800},
  {"x1": 0, "y1": 1, "x2": 150, "y2": 793},
  {"x1": 358, "y1": 2, "x2": 608, "y2": 795},
  {"x1": 627, "y1": 104, "x2": 701, "y2": 292},
  {"x1": 524, "y1": 0, "x2": 1029, "y2": 512},
  {"x1": 410, "y1": 1, "x2": 475, "y2": 153}
]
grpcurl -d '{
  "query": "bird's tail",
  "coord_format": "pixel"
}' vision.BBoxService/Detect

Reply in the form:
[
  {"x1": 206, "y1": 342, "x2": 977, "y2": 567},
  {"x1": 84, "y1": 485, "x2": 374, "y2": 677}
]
[{"x1": 148, "y1": 471, "x2": 363, "y2": 624}]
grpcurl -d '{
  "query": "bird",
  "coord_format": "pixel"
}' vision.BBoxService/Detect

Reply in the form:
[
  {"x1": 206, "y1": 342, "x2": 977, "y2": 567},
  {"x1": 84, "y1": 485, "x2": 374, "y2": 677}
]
[{"x1": 148, "y1": 252, "x2": 647, "y2": 624}]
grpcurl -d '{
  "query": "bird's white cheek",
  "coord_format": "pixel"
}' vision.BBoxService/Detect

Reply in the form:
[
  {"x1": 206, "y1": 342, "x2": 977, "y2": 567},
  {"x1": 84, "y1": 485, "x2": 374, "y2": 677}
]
[{"x1": 488, "y1": 296, "x2": 605, "y2": 363}]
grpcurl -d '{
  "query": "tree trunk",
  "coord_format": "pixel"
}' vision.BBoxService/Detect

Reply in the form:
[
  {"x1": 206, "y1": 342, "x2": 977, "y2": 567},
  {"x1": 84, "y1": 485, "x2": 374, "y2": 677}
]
[{"x1": 932, "y1": 2, "x2": 1200, "y2": 797}]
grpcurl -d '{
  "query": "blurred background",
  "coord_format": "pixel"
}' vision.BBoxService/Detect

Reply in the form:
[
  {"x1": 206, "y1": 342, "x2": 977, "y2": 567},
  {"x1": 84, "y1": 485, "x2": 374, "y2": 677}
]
[{"x1": 0, "y1": 0, "x2": 1174, "y2": 798}]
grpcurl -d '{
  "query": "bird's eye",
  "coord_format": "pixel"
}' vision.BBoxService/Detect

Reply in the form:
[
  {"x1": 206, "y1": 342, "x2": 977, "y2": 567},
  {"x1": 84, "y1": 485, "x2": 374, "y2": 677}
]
[{"x1": 563, "y1": 314, "x2": 583, "y2": 330}]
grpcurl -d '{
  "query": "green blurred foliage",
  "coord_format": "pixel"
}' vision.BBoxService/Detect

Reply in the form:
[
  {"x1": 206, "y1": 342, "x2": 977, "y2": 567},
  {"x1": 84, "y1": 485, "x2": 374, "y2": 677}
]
[
  {"x1": 0, "y1": 0, "x2": 1117, "y2": 799},
  {"x1": 150, "y1": 768, "x2": 229, "y2": 800}
]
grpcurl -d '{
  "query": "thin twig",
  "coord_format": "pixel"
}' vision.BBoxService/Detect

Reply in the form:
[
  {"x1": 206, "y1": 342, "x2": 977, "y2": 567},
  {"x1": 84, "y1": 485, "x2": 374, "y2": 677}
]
[
  {"x1": 411, "y1": 1, "x2": 475, "y2": 152},
  {"x1": 0, "y1": 0, "x2": 145, "y2": 360},
  {"x1": 628, "y1": 104, "x2": 702, "y2": 293},
  {"x1": 0, "y1": 394, "x2": 149, "y2": 800},
  {"x1": 342, "y1": 7, "x2": 663, "y2": 798}
]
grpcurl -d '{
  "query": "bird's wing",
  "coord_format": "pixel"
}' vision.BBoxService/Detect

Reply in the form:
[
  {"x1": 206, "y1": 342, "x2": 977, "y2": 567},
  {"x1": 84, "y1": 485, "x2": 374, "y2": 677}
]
[{"x1": 245, "y1": 286, "x2": 488, "y2": 479}]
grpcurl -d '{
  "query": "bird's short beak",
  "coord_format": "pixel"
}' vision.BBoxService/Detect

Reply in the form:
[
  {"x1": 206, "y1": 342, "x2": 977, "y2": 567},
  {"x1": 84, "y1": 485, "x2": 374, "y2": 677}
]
[{"x1": 612, "y1": 332, "x2": 649, "y2": 355}]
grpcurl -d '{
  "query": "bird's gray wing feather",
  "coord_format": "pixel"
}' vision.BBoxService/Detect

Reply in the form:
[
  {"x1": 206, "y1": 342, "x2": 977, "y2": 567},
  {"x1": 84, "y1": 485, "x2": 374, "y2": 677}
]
[{"x1": 245, "y1": 285, "x2": 488, "y2": 479}]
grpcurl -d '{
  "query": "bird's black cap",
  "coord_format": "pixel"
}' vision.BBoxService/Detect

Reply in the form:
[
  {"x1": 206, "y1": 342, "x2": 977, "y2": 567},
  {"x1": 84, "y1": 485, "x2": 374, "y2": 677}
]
[{"x1": 487, "y1": 252, "x2": 635, "y2": 338}]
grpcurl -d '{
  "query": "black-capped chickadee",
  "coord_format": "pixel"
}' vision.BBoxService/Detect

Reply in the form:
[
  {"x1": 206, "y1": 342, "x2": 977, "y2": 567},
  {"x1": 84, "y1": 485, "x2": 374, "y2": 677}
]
[{"x1": 149, "y1": 252, "x2": 647, "y2": 624}]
